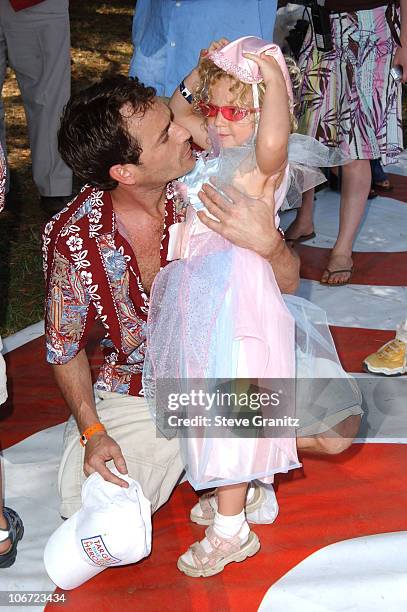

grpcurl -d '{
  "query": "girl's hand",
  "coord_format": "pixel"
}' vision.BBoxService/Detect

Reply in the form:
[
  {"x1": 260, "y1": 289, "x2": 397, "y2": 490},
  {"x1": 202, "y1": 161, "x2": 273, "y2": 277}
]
[
  {"x1": 207, "y1": 38, "x2": 229, "y2": 54},
  {"x1": 199, "y1": 38, "x2": 229, "y2": 64},
  {"x1": 243, "y1": 51, "x2": 285, "y2": 87}
]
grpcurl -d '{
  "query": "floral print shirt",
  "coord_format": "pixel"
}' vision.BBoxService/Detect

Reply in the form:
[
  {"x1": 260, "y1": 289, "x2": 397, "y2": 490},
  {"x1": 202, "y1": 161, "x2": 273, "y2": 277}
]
[{"x1": 42, "y1": 183, "x2": 181, "y2": 396}]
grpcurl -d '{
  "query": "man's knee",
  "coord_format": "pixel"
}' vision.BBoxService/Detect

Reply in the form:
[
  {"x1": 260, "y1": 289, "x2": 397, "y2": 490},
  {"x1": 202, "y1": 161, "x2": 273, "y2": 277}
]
[
  {"x1": 298, "y1": 414, "x2": 362, "y2": 456},
  {"x1": 315, "y1": 435, "x2": 352, "y2": 455},
  {"x1": 319, "y1": 414, "x2": 362, "y2": 454}
]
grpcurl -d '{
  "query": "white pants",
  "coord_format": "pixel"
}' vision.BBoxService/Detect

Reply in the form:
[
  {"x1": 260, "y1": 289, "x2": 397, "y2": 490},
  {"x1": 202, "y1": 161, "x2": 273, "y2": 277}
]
[{"x1": 0, "y1": 0, "x2": 72, "y2": 196}]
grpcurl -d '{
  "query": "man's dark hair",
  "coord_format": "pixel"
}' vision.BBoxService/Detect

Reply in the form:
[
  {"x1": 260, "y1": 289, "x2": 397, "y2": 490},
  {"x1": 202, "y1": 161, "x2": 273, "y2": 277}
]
[{"x1": 58, "y1": 75, "x2": 156, "y2": 190}]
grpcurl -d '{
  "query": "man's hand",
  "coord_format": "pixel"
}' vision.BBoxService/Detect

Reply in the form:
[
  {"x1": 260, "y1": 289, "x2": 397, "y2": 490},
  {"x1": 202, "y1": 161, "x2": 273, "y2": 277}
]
[
  {"x1": 84, "y1": 431, "x2": 129, "y2": 488},
  {"x1": 196, "y1": 180, "x2": 285, "y2": 262}
]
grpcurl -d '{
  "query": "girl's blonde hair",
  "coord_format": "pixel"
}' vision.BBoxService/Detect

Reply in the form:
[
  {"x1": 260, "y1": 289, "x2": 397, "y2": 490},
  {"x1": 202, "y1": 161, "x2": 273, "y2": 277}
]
[{"x1": 193, "y1": 56, "x2": 300, "y2": 133}]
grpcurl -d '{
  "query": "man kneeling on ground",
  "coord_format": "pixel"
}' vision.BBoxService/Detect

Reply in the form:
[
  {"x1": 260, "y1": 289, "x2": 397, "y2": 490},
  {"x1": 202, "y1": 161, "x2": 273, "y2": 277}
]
[{"x1": 43, "y1": 75, "x2": 362, "y2": 521}]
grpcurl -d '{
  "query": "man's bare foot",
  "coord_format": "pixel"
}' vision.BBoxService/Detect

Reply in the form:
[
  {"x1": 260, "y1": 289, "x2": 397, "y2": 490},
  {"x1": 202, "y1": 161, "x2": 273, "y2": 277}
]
[
  {"x1": 285, "y1": 218, "x2": 315, "y2": 243},
  {"x1": 320, "y1": 253, "x2": 353, "y2": 286}
]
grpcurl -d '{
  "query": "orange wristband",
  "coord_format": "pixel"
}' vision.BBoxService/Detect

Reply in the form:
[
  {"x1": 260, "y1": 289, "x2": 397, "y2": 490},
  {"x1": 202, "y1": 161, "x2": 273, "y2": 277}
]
[{"x1": 80, "y1": 423, "x2": 106, "y2": 447}]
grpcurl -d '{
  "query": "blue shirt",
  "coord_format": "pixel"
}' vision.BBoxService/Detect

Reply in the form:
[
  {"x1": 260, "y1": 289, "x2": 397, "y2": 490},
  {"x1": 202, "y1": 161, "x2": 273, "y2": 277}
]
[{"x1": 129, "y1": 0, "x2": 278, "y2": 96}]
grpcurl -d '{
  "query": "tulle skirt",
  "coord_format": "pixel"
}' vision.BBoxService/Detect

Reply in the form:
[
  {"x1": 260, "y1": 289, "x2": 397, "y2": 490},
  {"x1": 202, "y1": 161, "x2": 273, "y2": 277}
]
[{"x1": 143, "y1": 231, "x2": 361, "y2": 490}]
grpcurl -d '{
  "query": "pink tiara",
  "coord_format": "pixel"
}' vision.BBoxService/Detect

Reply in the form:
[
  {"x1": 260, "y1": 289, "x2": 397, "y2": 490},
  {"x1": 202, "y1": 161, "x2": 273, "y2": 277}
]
[{"x1": 209, "y1": 36, "x2": 293, "y2": 104}]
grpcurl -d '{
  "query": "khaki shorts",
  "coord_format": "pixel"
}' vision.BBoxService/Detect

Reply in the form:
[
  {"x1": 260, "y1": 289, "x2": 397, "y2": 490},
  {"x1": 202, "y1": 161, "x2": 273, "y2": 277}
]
[
  {"x1": 58, "y1": 391, "x2": 184, "y2": 518},
  {"x1": 59, "y1": 373, "x2": 363, "y2": 517}
]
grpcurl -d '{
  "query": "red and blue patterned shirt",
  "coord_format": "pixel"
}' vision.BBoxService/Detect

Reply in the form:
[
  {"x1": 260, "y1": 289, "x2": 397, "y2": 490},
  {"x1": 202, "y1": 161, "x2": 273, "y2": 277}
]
[{"x1": 42, "y1": 183, "x2": 181, "y2": 396}]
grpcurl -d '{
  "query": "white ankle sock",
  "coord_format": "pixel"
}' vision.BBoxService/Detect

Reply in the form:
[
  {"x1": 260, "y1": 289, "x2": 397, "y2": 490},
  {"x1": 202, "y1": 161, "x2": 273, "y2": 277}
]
[{"x1": 213, "y1": 510, "x2": 249, "y2": 542}]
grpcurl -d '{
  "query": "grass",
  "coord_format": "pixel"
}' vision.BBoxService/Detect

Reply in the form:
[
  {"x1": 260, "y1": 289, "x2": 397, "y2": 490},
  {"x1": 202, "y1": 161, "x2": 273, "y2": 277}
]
[
  {"x1": 0, "y1": 1, "x2": 134, "y2": 337},
  {"x1": 0, "y1": 4, "x2": 406, "y2": 336}
]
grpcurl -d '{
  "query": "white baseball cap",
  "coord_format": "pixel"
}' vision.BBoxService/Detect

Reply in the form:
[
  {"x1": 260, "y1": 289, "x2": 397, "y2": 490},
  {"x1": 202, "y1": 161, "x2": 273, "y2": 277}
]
[{"x1": 44, "y1": 471, "x2": 152, "y2": 590}]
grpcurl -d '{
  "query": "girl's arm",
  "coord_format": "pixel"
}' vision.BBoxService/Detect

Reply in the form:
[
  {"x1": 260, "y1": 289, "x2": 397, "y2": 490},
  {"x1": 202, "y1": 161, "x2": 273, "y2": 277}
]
[
  {"x1": 243, "y1": 53, "x2": 290, "y2": 178},
  {"x1": 169, "y1": 39, "x2": 229, "y2": 150},
  {"x1": 169, "y1": 64, "x2": 208, "y2": 149}
]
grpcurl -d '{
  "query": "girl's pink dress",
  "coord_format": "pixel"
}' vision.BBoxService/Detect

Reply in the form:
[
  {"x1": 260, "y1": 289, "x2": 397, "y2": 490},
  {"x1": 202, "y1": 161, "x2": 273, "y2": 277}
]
[{"x1": 143, "y1": 148, "x2": 301, "y2": 490}]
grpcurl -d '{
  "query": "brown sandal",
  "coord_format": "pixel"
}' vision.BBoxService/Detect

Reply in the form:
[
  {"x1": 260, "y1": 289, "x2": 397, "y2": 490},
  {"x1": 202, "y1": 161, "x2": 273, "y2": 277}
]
[
  {"x1": 285, "y1": 231, "x2": 316, "y2": 244},
  {"x1": 320, "y1": 267, "x2": 353, "y2": 286}
]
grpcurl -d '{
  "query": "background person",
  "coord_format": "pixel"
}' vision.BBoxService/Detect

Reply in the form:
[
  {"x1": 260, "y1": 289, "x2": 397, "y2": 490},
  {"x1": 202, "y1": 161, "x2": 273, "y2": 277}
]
[
  {"x1": 363, "y1": 318, "x2": 407, "y2": 375},
  {"x1": 0, "y1": 141, "x2": 24, "y2": 569},
  {"x1": 0, "y1": 0, "x2": 72, "y2": 214},
  {"x1": 129, "y1": 0, "x2": 278, "y2": 96},
  {"x1": 286, "y1": 1, "x2": 405, "y2": 286}
]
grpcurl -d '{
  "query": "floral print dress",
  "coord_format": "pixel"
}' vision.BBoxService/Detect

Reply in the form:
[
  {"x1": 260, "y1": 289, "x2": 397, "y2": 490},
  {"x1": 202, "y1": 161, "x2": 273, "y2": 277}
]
[{"x1": 297, "y1": 6, "x2": 403, "y2": 164}]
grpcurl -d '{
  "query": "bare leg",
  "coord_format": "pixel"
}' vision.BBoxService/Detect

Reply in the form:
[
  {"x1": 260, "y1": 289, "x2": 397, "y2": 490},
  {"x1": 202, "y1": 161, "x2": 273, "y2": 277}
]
[
  {"x1": 0, "y1": 467, "x2": 11, "y2": 554},
  {"x1": 217, "y1": 483, "x2": 248, "y2": 516},
  {"x1": 285, "y1": 188, "x2": 315, "y2": 241},
  {"x1": 178, "y1": 481, "x2": 252, "y2": 574},
  {"x1": 321, "y1": 159, "x2": 371, "y2": 284}
]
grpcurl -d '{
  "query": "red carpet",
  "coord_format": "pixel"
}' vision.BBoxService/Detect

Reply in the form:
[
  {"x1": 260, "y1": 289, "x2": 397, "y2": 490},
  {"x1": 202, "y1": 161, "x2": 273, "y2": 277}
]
[
  {"x1": 46, "y1": 443, "x2": 407, "y2": 611},
  {"x1": 0, "y1": 324, "x2": 103, "y2": 450},
  {"x1": 297, "y1": 246, "x2": 407, "y2": 286},
  {"x1": 376, "y1": 173, "x2": 407, "y2": 204}
]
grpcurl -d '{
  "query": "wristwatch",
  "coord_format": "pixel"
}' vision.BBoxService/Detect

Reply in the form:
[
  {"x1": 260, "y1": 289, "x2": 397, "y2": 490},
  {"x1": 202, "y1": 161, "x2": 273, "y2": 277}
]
[
  {"x1": 80, "y1": 423, "x2": 106, "y2": 447},
  {"x1": 179, "y1": 79, "x2": 193, "y2": 104}
]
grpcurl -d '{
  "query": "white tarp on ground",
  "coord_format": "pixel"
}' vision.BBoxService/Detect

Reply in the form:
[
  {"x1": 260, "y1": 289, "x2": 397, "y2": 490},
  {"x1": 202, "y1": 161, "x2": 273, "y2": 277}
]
[
  {"x1": 297, "y1": 281, "x2": 407, "y2": 331},
  {"x1": 0, "y1": 425, "x2": 65, "y2": 610},
  {"x1": 386, "y1": 148, "x2": 407, "y2": 176},
  {"x1": 281, "y1": 190, "x2": 407, "y2": 252},
  {"x1": 259, "y1": 532, "x2": 407, "y2": 612}
]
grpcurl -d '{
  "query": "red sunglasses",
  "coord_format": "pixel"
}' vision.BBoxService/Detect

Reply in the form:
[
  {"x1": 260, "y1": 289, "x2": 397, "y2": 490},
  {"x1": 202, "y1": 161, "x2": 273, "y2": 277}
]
[{"x1": 198, "y1": 101, "x2": 259, "y2": 122}]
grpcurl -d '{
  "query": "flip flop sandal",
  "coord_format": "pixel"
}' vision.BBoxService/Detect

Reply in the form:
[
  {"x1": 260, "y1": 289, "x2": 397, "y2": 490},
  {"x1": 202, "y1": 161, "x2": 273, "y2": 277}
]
[
  {"x1": 177, "y1": 526, "x2": 260, "y2": 578},
  {"x1": 285, "y1": 231, "x2": 316, "y2": 244},
  {"x1": 373, "y1": 180, "x2": 393, "y2": 191},
  {"x1": 190, "y1": 485, "x2": 266, "y2": 526},
  {"x1": 320, "y1": 267, "x2": 353, "y2": 287},
  {"x1": 0, "y1": 507, "x2": 24, "y2": 569}
]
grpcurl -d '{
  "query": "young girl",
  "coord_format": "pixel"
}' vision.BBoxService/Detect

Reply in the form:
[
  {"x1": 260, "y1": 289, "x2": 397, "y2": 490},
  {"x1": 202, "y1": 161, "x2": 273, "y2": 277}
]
[{"x1": 143, "y1": 37, "x2": 347, "y2": 577}]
